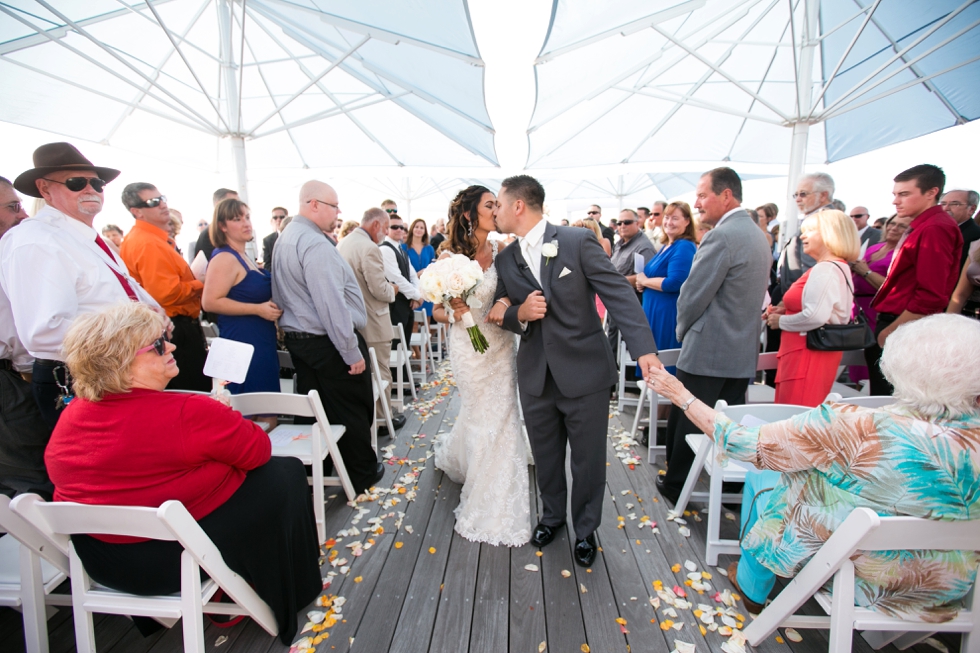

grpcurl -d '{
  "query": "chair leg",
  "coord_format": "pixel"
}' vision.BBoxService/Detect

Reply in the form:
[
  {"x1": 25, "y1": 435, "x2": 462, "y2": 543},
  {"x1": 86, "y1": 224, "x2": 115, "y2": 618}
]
[
  {"x1": 828, "y1": 562, "x2": 856, "y2": 653},
  {"x1": 380, "y1": 389, "x2": 396, "y2": 439},
  {"x1": 404, "y1": 347, "x2": 418, "y2": 401},
  {"x1": 674, "y1": 439, "x2": 710, "y2": 516},
  {"x1": 630, "y1": 383, "x2": 647, "y2": 439},
  {"x1": 20, "y1": 543, "x2": 49, "y2": 653},
  {"x1": 68, "y1": 544, "x2": 97, "y2": 653},
  {"x1": 180, "y1": 551, "x2": 206, "y2": 653},
  {"x1": 325, "y1": 430, "x2": 357, "y2": 505},
  {"x1": 706, "y1": 466, "x2": 724, "y2": 565}
]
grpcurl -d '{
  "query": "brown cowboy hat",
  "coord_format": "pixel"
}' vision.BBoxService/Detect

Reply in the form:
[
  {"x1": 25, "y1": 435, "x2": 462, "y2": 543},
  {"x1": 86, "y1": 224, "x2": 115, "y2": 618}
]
[{"x1": 14, "y1": 142, "x2": 120, "y2": 198}]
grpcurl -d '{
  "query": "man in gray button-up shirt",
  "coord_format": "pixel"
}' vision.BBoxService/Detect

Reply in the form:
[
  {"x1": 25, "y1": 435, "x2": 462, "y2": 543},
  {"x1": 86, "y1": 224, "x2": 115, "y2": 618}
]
[{"x1": 272, "y1": 180, "x2": 382, "y2": 494}]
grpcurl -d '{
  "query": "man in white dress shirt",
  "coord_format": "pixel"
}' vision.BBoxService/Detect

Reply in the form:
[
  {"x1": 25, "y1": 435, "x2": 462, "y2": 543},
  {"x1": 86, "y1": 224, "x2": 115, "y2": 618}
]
[
  {"x1": 379, "y1": 213, "x2": 421, "y2": 388},
  {"x1": 2, "y1": 143, "x2": 159, "y2": 427}
]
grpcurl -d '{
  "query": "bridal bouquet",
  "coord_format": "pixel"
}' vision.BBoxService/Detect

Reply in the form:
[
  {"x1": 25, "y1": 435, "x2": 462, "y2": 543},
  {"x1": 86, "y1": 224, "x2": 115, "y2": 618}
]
[{"x1": 419, "y1": 254, "x2": 490, "y2": 354}]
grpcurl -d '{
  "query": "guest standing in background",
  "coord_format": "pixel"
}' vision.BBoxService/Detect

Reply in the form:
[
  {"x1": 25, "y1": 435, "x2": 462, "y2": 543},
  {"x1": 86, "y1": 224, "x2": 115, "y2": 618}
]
[
  {"x1": 581, "y1": 217, "x2": 612, "y2": 256},
  {"x1": 403, "y1": 218, "x2": 436, "y2": 317},
  {"x1": 766, "y1": 210, "x2": 858, "y2": 406},
  {"x1": 202, "y1": 198, "x2": 282, "y2": 394},
  {"x1": 262, "y1": 206, "x2": 288, "y2": 269},
  {"x1": 947, "y1": 241, "x2": 980, "y2": 319},
  {"x1": 635, "y1": 201, "x2": 697, "y2": 373},
  {"x1": 101, "y1": 224, "x2": 124, "y2": 255}
]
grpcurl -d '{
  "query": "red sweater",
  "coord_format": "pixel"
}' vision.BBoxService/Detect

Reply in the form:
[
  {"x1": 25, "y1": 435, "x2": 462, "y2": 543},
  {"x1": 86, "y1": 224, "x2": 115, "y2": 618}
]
[{"x1": 45, "y1": 389, "x2": 271, "y2": 543}]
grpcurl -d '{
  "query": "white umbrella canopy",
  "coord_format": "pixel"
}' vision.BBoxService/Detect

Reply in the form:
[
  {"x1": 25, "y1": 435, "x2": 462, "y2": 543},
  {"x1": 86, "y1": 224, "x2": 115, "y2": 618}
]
[
  {"x1": 527, "y1": 0, "x2": 980, "y2": 232},
  {"x1": 0, "y1": 0, "x2": 498, "y2": 201}
]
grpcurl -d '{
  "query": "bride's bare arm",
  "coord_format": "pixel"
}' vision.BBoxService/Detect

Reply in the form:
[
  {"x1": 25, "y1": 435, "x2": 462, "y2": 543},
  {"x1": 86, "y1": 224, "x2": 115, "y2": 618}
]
[{"x1": 485, "y1": 297, "x2": 510, "y2": 325}]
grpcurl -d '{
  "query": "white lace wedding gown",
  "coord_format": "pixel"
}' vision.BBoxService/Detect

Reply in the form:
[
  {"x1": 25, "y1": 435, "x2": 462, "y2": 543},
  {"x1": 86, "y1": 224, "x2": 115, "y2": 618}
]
[{"x1": 434, "y1": 242, "x2": 531, "y2": 546}]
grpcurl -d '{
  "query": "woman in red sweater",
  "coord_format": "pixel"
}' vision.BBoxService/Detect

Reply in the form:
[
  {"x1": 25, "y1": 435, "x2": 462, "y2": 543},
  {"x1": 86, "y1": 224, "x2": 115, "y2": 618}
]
[{"x1": 44, "y1": 303, "x2": 320, "y2": 645}]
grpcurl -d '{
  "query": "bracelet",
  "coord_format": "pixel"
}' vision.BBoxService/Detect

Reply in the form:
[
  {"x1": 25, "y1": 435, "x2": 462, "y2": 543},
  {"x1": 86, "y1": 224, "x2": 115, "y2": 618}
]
[
  {"x1": 679, "y1": 395, "x2": 697, "y2": 412},
  {"x1": 862, "y1": 269, "x2": 872, "y2": 278},
  {"x1": 495, "y1": 299, "x2": 510, "y2": 307}
]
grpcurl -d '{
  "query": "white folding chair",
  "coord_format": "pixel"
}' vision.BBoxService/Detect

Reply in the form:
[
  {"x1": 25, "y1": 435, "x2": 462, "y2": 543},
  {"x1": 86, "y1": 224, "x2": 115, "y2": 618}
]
[
  {"x1": 277, "y1": 350, "x2": 297, "y2": 394},
  {"x1": 228, "y1": 391, "x2": 351, "y2": 543},
  {"x1": 0, "y1": 495, "x2": 71, "y2": 653},
  {"x1": 626, "y1": 348, "x2": 681, "y2": 463},
  {"x1": 368, "y1": 347, "x2": 395, "y2": 453},
  {"x1": 746, "y1": 352, "x2": 778, "y2": 403},
  {"x1": 428, "y1": 318, "x2": 447, "y2": 361},
  {"x1": 673, "y1": 400, "x2": 811, "y2": 565},
  {"x1": 200, "y1": 320, "x2": 219, "y2": 345},
  {"x1": 826, "y1": 392, "x2": 894, "y2": 408},
  {"x1": 744, "y1": 507, "x2": 980, "y2": 653},
  {"x1": 11, "y1": 494, "x2": 278, "y2": 653},
  {"x1": 388, "y1": 323, "x2": 417, "y2": 407},
  {"x1": 410, "y1": 310, "x2": 437, "y2": 382},
  {"x1": 616, "y1": 339, "x2": 640, "y2": 412}
]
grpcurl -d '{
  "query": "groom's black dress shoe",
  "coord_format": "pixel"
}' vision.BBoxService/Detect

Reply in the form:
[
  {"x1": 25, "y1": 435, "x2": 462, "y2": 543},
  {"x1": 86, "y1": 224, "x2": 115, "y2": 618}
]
[
  {"x1": 574, "y1": 533, "x2": 598, "y2": 568},
  {"x1": 656, "y1": 476, "x2": 680, "y2": 507},
  {"x1": 530, "y1": 522, "x2": 560, "y2": 548}
]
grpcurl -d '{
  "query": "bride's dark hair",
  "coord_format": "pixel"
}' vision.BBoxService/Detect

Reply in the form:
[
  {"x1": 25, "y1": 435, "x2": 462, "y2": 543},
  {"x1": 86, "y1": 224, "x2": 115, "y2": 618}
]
[{"x1": 446, "y1": 185, "x2": 491, "y2": 259}]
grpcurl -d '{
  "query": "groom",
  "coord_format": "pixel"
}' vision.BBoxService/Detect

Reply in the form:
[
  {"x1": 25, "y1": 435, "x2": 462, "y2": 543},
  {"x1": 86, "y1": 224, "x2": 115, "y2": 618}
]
[{"x1": 492, "y1": 175, "x2": 661, "y2": 567}]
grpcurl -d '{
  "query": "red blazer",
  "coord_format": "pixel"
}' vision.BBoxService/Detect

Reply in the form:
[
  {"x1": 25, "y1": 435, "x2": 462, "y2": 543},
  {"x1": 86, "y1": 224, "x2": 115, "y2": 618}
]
[{"x1": 45, "y1": 388, "x2": 271, "y2": 543}]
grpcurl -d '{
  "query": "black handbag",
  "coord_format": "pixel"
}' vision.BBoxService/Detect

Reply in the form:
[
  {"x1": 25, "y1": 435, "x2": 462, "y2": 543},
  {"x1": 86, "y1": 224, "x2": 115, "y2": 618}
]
[{"x1": 805, "y1": 262, "x2": 876, "y2": 351}]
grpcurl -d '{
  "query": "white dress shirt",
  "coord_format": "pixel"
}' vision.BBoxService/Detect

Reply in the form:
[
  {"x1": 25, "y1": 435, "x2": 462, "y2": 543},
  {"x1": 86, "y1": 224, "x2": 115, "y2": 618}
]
[
  {"x1": 381, "y1": 237, "x2": 421, "y2": 301},
  {"x1": 0, "y1": 287, "x2": 32, "y2": 372},
  {"x1": 0, "y1": 206, "x2": 159, "y2": 361},
  {"x1": 519, "y1": 218, "x2": 548, "y2": 286}
]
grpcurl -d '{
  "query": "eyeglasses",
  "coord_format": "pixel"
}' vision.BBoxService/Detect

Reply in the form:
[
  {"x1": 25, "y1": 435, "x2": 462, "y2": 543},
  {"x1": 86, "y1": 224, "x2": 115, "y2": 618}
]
[
  {"x1": 272, "y1": 214, "x2": 286, "y2": 220},
  {"x1": 307, "y1": 198, "x2": 339, "y2": 210},
  {"x1": 41, "y1": 177, "x2": 107, "y2": 193},
  {"x1": 940, "y1": 201, "x2": 966, "y2": 208},
  {"x1": 2, "y1": 201, "x2": 22, "y2": 213},
  {"x1": 618, "y1": 219, "x2": 636, "y2": 226},
  {"x1": 651, "y1": 212, "x2": 661, "y2": 217},
  {"x1": 134, "y1": 195, "x2": 167, "y2": 209},
  {"x1": 792, "y1": 191, "x2": 811, "y2": 199},
  {"x1": 389, "y1": 224, "x2": 406, "y2": 231},
  {"x1": 385, "y1": 208, "x2": 398, "y2": 214},
  {"x1": 587, "y1": 210, "x2": 600, "y2": 216},
  {"x1": 850, "y1": 213, "x2": 868, "y2": 218},
  {"x1": 135, "y1": 332, "x2": 169, "y2": 357}
]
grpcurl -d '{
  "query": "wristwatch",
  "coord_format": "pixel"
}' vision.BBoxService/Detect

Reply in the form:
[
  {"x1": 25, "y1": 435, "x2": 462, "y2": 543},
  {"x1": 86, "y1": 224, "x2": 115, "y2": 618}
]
[
  {"x1": 862, "y1": 269, "x2": 872, "y2": 278},
  {"x1": 679, "y1": 396, "x2": 697, "y2": 412}
]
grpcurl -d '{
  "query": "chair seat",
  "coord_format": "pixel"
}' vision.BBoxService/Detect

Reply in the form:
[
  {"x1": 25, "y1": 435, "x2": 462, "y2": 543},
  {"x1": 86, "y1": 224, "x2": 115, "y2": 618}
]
[
  {"x1": 830, "y1": 382, "x2": 861, "y2": 398},
  {"x1": 747, "y1": 383, "x2": 776, "y2": 403},
  {"x1": 0, "y1": 533, "x2": 62, "y2": 588},
  {"x1": 684, "y1": 433, "x2": 755, "y2": 481},
  {"x1": 269, "y1": 424, "x2": 346, "y2": 464}
]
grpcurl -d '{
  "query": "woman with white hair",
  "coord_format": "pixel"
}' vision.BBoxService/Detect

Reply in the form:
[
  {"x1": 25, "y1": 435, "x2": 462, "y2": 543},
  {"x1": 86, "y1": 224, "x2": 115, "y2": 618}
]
[
  {"x1": 765, "y1": 209, "x2": 859, "y2": 406},
  {"x1": 646, "y1": 313, "x2": 980, "y2": 619}
]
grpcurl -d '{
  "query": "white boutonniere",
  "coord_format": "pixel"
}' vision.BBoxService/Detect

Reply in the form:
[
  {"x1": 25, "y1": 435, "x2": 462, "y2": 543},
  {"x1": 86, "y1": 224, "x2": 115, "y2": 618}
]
[{"x1": 542, "y1": 240, "x2": 558, "y2": 265}]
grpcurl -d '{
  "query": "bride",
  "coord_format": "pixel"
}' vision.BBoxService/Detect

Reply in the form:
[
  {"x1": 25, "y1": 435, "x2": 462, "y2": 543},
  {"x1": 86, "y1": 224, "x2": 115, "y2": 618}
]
[{"x1": 432, "y1": 185, "x2": 531, "y2": 547}]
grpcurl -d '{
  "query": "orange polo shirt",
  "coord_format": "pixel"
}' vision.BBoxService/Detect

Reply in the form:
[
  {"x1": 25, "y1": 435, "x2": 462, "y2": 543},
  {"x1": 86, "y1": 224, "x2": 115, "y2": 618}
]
[{"x1": 119, "y1": 220, "x2": 203, "y2": 317}]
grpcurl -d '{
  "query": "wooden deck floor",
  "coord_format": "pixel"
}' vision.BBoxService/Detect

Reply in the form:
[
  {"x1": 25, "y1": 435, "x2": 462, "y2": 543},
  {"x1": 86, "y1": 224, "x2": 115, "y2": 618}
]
[{"x1": 0, "y1": 366, "x2": 960, "y2": 653}]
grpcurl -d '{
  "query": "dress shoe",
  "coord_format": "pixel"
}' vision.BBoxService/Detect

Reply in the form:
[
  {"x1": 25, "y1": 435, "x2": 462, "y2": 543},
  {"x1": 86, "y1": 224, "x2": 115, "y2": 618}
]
[
  {"x1": 574, "y1": 533, "x2": 598, "y2": 568},
  {"x1": 378, "y1": 414, "x2": 407, "y2": 436},
  {"x1": 656, "y1": 476, "x2": 680, "y2": 507},
  {"x1": 727, "y1": 562, "x2": 766, "y2": 614},
  {"x1": 530, "y1": 522, "x2": 560, "y2": 548},
  {"x1": 639, "y1": 426, "x2": 649, "y2": 447}
]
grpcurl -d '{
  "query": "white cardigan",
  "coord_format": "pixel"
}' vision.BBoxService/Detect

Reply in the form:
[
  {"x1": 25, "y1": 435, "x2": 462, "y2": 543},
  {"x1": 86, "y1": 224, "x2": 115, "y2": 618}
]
[{"x1": 778, "y1": 260, "x2": 854, "y2": 332}]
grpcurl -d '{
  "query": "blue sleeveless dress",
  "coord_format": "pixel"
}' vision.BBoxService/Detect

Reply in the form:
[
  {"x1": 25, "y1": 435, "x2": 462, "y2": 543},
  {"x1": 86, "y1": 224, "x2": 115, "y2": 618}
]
[{"x1": 212, "y1": 247, "x2": 280, "y2": 394}]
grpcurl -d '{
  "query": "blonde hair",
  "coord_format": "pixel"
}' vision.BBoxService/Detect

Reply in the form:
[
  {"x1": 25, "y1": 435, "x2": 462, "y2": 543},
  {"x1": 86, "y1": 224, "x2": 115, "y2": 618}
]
[
  {"x1": 800, "y1": 209, "x2": 860, "y2": 261},
  {"x1": 63, "y1": 303, "x2": 166, "y2": 401},
  {"x1": 339, "y1": 220, "x2": 360, "y2": 239},
  {"x1": 581, "y1": 217, "x2": 603, "y2": 241}
]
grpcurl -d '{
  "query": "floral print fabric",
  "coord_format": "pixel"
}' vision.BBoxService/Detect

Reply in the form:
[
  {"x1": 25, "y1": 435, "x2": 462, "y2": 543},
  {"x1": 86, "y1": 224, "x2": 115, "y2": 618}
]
[{"x1": 715, "y1": 402, "x2": 980, "y2": 622}]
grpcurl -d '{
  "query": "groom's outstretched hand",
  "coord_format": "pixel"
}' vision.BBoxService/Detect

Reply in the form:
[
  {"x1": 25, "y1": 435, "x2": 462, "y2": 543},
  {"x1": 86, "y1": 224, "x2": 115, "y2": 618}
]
[
  {"x1": 636, "y1": 353, "x2": 664, "y2": 380},
  {"x1": 517, "y1": 290, "x2": 548, "y2": 322}
]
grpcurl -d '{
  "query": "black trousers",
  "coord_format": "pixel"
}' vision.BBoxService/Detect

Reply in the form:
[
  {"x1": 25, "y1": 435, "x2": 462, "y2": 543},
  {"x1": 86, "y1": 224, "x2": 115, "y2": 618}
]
[
  {"x1": 864, "y1": 312, "x2": 898, "y2": 396},
  {"x1": 520, "y1": 367, "x2": 609, "y2": 541},
  {"x1": 167, "y1": 315, "x2": 211, "y2": 392},
  {"x1": 285, "y1": 333, "x2": 379, "y2": 494},
  {"x1": 661, "y1": 370, "x2": 749, "y2": 493},
  {"x1": 0, "y1": 368, "x2": 53, "y2": 499},
  {"x1": 72, "y1": 458, "x2": 321, "y2": 645},
  {"x1": 32, "y1": 360, "x2": 68, "y2": 429}
]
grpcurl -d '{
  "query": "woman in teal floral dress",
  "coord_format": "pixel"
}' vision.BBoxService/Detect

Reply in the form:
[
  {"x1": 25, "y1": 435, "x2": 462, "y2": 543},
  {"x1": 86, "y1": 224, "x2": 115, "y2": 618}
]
[{"x1": 648, "y1": 313, "x2": 980, "y2": 621}]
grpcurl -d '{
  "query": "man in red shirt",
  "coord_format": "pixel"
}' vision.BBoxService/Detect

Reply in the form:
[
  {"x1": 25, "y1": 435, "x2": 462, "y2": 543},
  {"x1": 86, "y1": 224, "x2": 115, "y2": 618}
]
[{"x1": 867, "y1": 164, "x2": 963, "y2": 395}]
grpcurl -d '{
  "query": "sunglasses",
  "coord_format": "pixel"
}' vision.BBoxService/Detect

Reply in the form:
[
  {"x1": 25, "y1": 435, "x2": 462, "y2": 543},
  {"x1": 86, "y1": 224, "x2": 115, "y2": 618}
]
[
  {"x1": 618, "y1": 219, "x2": 635, "y2": 226},
  {"x1": 651, "y1": 212, "x2": 662, "y2": 217},
  {"x1": 134, "y1": 195, "x2": 167, "y2": 209},
  {"x1": 41, "y1": 177, "x2": 107, "y2": 193},
  {"x1": 2, "y1": 201, "x2": 22, "y2": 214},
  {"x1": 385, "y1": 208, "x2": 398, "y2": 214},
  {"x1": 389, "y1": 224, "x2": 406, "y2": 231},
  {"x1": 272, "y1": 215, "x2": 286, "y2": 220},
  {"x1": 587, "y1": 210, "x2": 599, "y2": 215},
  {"x1": 136, "y1": 332, "x2": 170, "y2": 357},
  {"x1": 792, "y1": 191, "x2": 811, "y2": 199},
  {"x1": 850, "y1": 213, "x2": 869, "y2": 218}
]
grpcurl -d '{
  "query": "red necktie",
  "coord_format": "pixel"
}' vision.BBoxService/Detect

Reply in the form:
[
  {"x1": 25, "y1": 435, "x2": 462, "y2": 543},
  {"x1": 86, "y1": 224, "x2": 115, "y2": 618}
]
[{"x1": 94, "y1": 235, "x2": 139, "y2": 302}]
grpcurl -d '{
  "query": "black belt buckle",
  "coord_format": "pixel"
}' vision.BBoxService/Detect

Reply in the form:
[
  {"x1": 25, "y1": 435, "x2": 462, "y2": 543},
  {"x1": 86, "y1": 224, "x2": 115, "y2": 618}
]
[{"x1": 284, "y1": 331, "x2": 320, "y2": 340}]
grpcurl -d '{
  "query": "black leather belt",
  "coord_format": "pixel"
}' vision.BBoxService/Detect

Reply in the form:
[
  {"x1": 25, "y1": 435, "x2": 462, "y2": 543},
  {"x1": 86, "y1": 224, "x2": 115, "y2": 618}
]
[
  {"x1": 33, "y1": 359, "x2": 63, "y2": 367},
  {"x1": 0, "y1": 359, "x2": 12, "y2": 371},
  {"x1": 283, "y1": 331, "x2": 324, "y2": 340}
]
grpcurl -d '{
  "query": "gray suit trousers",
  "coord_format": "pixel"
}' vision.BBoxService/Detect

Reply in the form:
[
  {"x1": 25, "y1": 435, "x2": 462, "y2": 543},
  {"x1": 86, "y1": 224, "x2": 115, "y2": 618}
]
[{"x1": 520, "y1": 367, "x2": 609, "y2": 541}]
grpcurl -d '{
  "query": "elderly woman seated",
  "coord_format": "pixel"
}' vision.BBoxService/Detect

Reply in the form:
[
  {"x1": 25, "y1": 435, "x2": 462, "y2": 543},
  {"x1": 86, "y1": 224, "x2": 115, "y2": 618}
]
[
  {"x1": 647, "y1": 313, "x2": 980, "y2": 621},
  {"x1": 44, "y1": 303, "x2": 321, "y2": 644}
]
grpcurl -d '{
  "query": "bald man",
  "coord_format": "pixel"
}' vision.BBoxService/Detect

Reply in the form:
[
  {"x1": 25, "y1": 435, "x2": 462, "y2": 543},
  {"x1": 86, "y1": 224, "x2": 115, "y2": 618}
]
[
  {"x1": 849, "y1": 205, "x2": 881, "y2": 247},
  {"x1": 272, "y1": 181, "x2": 383, "y2": 494}
]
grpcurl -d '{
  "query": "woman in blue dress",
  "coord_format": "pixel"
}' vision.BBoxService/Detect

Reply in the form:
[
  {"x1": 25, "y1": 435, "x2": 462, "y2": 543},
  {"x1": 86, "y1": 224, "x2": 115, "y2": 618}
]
[
  {"x1": 635, "y1": 201, "x2": 697, "y2": 374},
  {"x1": 202, "y1": 198, "x2": 282, "y2": 394},
  {"x1": 403, "y1": 218, "x2": 436, "y2": 316}
]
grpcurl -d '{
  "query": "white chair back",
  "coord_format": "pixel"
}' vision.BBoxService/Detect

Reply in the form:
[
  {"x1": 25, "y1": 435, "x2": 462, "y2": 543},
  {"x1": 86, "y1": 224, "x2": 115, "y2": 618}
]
[
  {"x1": 826, "y1": 392, "x2": 895, "y2": 408},
  {"x1": 715, "y1": 399, "x2": 814, "y2": 424},
  {"x1": 616, "y1": 339, "x2": 639, "y2": 411}
]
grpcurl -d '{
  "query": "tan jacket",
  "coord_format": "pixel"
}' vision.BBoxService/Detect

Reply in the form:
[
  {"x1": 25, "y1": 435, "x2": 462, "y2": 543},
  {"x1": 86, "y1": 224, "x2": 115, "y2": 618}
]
[{"x1": 337, "y1": 227, "x2": 396, "y2": 343}]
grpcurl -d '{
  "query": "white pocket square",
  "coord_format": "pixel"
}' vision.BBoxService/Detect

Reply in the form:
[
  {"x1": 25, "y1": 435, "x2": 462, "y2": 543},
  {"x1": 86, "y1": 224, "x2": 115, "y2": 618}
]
[{"x1": 559, "y1": 267, "x2": 572, "y2": 278}]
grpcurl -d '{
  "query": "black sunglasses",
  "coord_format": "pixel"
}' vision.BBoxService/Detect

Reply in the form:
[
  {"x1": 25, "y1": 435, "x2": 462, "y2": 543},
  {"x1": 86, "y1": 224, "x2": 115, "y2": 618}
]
[
  {"x1": 136, "y1": 332, "x2": 170, "y2": 357},
  {"x1": 618, "y1": 219, "x2": 636, "y2": 226},
  {"x1": 41, "y1": 177, "x2": 107, "y2": 193},
  {"x1": 850, "y1": 213, "x2": 869, "y2": 218},
  {"x1": 587, "y1": 210, "x2": 600, "y2": 215},
  {"x1": 134, "y1": 195, "x2": 167, "y2": 209},
  {"x1": 389, "y1": 224, "x2": 406, "y2": 231}
]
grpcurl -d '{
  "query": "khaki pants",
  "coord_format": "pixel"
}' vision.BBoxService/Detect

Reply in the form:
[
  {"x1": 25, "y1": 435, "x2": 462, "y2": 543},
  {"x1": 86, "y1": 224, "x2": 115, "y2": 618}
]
[{"x1": 366, "y1": 339, "x2": 393, "y2": 419}]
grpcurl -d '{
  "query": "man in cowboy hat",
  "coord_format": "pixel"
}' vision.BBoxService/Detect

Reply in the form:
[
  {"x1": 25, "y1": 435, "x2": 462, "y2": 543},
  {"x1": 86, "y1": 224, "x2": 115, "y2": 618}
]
[{"x1": 0, "y1": 142, "x2": 159, "y2": 427}]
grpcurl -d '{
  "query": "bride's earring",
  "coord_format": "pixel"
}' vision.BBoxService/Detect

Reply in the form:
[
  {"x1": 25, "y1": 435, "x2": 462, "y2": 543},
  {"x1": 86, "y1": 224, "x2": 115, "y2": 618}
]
[{"x1": 467, "y1": 217, "x2": 474, "y2": 237}]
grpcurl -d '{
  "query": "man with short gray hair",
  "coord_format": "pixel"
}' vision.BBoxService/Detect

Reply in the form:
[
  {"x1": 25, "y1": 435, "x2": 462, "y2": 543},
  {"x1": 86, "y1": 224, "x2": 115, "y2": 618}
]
[
  {"x1": 273, "y1": 181, "x2": 383, "y2": 494},
  {"x1": 777, "y1": 172, "x2": 837, "y2": 297},
  {"x1": 940, "y1": 189, "x2": 980, "y2": 267}
]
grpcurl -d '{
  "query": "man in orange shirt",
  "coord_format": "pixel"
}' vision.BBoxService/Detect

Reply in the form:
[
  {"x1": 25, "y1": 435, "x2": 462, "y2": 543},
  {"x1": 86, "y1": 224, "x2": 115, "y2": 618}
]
[{"x1": 119, "y1": 183, "x2": 210, "y2": 391}]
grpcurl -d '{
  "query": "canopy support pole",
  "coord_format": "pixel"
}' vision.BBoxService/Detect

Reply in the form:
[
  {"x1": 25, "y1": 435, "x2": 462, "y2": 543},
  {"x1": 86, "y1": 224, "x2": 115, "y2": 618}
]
[
  {"x1": 783, "y1": 121, "x2": 809, "y2": 247},
  {"x1": 232, "y1": 136, "x2": 248, "y2": 205},
  {"x1": 218, "y1": 0, "x2": 247, "y2": 203}
]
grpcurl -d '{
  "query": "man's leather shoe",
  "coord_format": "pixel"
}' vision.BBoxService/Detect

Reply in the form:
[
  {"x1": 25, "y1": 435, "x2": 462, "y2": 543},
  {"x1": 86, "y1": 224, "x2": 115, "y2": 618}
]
[
  {"x1": 530, "y1": 522, "x2": 559, "y2": 548},
  {"x1": 656, "y1": 476, "x2": 679, "y2": 507},
  {"x1": 574, "y1": 533, "x2": 597, "y2": 568},
  {"x1": 371, "y1": 463, "x2": 385, "y2": 486},
  {"x1": 378, "y1": 414, "x2": 407, "y2": 436}
]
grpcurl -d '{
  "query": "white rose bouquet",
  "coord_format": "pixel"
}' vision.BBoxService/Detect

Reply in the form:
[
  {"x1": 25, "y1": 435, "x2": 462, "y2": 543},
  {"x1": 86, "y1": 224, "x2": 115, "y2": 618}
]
[{"x1": 419, "y1": 254, "x2": 490, "y2": 353}]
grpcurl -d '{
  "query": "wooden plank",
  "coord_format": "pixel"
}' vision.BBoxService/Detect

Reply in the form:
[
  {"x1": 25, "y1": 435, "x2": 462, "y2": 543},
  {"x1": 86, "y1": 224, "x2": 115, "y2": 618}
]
[
  {"x1": 388, "y1": 480, "x2": 462, "y2": 653},
  {"x1": 509, "y1": 465, "x2": 546, "y2": 653},
  {"x1": 469, "y1": 543, "x2": 510, "y2": 653},
  {"x1": 427, "y1": 531, "x2": 480, "y2": 653},
  {"x1": 538, "y1": 523, "x2": 587, "y2": 653}
]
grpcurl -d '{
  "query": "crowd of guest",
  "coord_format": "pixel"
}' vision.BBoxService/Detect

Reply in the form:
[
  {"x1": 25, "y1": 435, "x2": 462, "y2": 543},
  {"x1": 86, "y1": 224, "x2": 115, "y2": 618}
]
[{"x1": 0, "y1": 140, "x2": 977, "y2": 640}]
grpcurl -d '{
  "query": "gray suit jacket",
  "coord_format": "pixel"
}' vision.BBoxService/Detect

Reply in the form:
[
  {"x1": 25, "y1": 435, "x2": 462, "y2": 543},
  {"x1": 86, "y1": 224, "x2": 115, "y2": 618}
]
[
  {"x1": 495, "y1": 222, "x2": 657, "y2": 399},
  {"x1": 860, "y1": 227, "x2": 881, "y2": 247},
  {"x1": 337, "y1": 228, "x2": 396, "y2": 343},
  {"x1": 675, "y1": 210, "x2": 772, "y2": 379}
]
